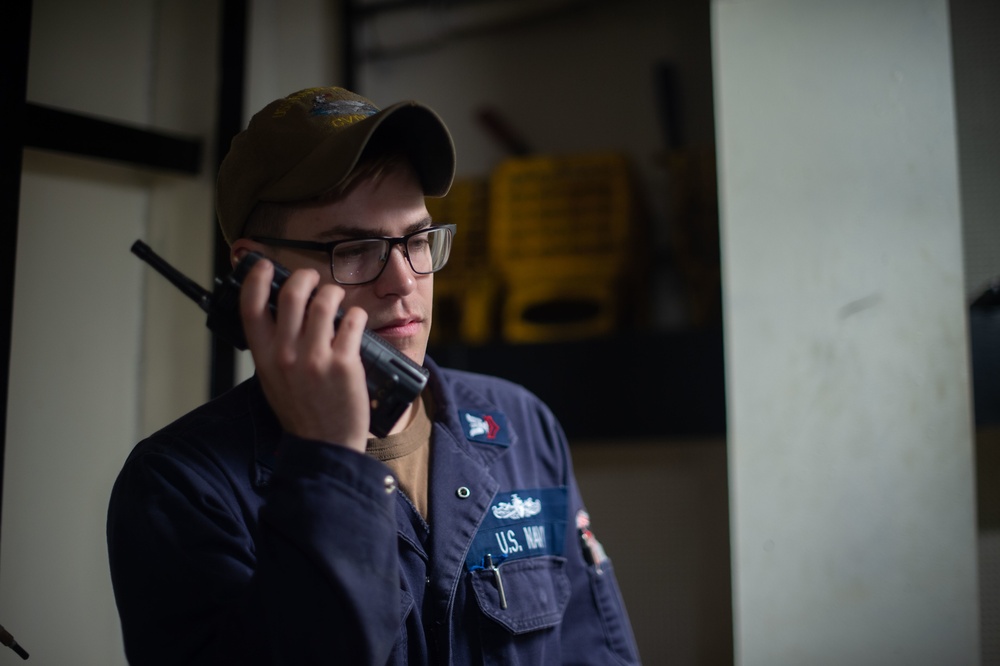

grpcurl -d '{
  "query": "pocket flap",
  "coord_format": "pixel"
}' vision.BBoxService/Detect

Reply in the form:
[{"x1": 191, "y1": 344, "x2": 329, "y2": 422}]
[{"x1": 470, "y1": 556, "x2": 571, "y2": 634}]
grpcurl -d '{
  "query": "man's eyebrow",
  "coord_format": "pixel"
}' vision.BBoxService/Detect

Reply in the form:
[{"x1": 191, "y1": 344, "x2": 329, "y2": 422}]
[{"x1": 315, "y1": 217, "x2": 433, "y2": 240}]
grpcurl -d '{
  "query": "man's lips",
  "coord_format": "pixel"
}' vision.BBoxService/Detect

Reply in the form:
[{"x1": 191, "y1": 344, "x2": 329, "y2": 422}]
[{"x1": 372, "y1": 318, "x2": 422, "y2": 338}]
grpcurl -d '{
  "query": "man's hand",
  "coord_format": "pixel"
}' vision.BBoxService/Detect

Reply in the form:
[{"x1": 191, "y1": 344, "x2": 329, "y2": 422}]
[{"x1": 240, "y1": 258, "x2": 370, "y2": 453}]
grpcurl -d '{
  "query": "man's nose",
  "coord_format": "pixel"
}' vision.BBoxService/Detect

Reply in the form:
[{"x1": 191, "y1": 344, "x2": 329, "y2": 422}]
[{"x1": 373, "y1": 243, "x2": 416, "y2": 296}]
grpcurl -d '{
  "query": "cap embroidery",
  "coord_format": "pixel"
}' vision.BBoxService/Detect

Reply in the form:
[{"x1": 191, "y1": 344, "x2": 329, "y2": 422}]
[
  {"x1": 270, "y1": 87, "x2": 326, "y2": 117},
  {"x1": 310, "y1": 93, "x2": 378, "y2": 128},
  {"x1": 268, "y1": 87, "x2": 380, "y2": 123}
]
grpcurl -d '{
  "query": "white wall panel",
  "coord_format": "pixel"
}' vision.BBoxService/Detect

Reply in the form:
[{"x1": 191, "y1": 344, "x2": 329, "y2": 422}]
[{"x1": 714, "y1": 1, "x2": 980, "y2": 663}]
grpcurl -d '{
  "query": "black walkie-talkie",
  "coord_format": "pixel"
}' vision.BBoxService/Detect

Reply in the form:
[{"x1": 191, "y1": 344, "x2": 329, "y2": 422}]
[{"x1": 131, "y1": 240, "x2": 429, "y2": 437}]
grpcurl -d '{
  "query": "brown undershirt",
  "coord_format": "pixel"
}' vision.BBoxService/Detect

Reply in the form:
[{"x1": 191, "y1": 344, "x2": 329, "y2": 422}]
[{"x1": 366, "y1": 391, "x2": 433, "y2": 521}]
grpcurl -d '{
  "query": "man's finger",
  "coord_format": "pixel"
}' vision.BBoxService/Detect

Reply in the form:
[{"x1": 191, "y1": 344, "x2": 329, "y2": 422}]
[
  {"x1": 239, "y1": 258, "x2": 276, "y2": 349},
  {"x1": 331, "y1": 306, "x2": 368, "y2": 357},
  {"x1": 273, "y1": 268, "x2": 321, "y2": 347},
  {"x1": 302, "y1": 283, "x2": 345, "y2": 353}
]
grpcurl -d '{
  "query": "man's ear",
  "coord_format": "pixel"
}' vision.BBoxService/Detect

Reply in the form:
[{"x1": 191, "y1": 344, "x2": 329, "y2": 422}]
[{"x1": 229, "y1": 238, "x2": 271, "y2": 269}]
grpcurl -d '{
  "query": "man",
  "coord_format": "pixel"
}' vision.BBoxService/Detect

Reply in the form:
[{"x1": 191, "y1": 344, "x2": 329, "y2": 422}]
[{"x1": 107, "y1": 86, "x2": 640, "y2": 665}]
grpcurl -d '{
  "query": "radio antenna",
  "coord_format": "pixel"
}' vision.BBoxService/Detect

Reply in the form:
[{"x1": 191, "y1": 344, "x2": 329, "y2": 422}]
[{"x1": 131, "y1": 240, "x2": 212, "y2": 313}]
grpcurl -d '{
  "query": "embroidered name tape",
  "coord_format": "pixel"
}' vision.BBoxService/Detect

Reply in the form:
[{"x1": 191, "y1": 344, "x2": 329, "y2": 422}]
[
  {"x1": 459, "y1": 410, "x2": 511, "y2": 446},
  {"x1": 465, "y1": 487, "x2": 567, "y2": 570}
]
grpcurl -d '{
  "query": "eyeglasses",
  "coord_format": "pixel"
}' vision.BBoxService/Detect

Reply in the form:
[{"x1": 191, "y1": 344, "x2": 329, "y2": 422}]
[{"x1": 252, "y1": 224, "x2": 456, "y2": 285}]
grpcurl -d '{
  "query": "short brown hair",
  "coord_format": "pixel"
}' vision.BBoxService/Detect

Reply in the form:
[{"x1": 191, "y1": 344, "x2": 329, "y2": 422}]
[{"x1": 241, "y1": 152, "x2": 415, "y2": 240}]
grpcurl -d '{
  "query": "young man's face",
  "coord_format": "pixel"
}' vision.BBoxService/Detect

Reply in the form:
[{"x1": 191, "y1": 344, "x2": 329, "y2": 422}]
[{"x1": 250, "y1": 166, "x2": 435, "y2": 366}]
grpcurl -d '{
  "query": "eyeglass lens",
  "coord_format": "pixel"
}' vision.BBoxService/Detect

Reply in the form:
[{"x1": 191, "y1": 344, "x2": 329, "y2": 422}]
[{"x1": 332, "y1": 227, "x2": 452, "y2": 284}]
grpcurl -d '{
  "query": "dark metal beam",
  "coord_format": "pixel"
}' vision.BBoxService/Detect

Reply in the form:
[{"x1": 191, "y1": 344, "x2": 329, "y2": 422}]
[
  {"x1": 0, "y1": 0, "x2": 33, "y2": 570},
  {"x1": 353, "y1": 0, "x2": 575, "y2": 19},
  {"x1": 353, "y1": 0, "x2": 596, "y2": 62},
  {"x1": 341, "y1": 0, "x2": 358, "y2": 90},
  {"x1": 23, "y1": 102, "x2": 202, "y2": 174},
  {"x1": 210, "y1": 0, "x2": 249, "y2": 398},
  {"x1": 353, "y1": 0, "x2": 433, "y2": 19}
]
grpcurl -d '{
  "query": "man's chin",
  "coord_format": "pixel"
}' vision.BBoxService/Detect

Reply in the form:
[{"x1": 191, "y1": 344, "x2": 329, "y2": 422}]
[
  {"x1": 402, "y1": 345, "x2": 427, "y2": 367},
  {"x1": 380, "y1": 336, "x2": 426, "y2": 367}
]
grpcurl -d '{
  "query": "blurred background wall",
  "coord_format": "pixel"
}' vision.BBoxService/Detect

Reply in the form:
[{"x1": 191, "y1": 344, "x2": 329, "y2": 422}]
[{"x1": 0, "y1": 0, "x2": 996, "y2": 664}]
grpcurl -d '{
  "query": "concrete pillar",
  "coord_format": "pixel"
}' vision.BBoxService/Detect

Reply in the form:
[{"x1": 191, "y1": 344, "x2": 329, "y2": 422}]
[{"x1": 712, "y1": 1, "x2": 980, "y2": 663}]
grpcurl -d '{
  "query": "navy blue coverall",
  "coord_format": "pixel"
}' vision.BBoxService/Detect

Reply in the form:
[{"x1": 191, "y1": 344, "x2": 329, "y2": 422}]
[{"x1": 107, "y1": 357, "x2": 641, "y2": 665}]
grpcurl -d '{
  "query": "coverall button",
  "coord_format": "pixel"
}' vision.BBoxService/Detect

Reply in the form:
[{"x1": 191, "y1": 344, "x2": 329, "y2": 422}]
[
  {"x1": 384, "y1": 475, "x2": 397, "y2": 494},
  {"x1": 456, "y1": 486, "x2": 471, "y2": 499}
]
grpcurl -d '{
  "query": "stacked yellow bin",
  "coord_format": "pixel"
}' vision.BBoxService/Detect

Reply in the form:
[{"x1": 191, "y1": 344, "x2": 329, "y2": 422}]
[
  {"x1": 426, "y1": 178, "x2": 497, "y2": 345},
  {"x1": 489, "y1": 152, "x2": 638, "y2": 343}
]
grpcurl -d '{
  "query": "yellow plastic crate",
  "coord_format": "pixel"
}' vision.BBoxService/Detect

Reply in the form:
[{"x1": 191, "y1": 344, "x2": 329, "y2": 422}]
[
  {"x1": 425, "y1": 178, "x2": 489, "y2": 274},
  {"x1": 501, "y1": 274, "x2": 619, "y2": 343},
  {"x1": 427, "y1": 179, "x2": 498, "y2": 345},
  {"x1": 431, "y1": 274, "x2": 499, "y2": 345},
  {"x1": 489, "y1": 153, "x2": 634, "y2": 279}
]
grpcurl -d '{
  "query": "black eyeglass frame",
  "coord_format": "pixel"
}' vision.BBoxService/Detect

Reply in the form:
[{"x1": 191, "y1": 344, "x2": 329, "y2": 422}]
[{"x1": 251, "y1": 223, "x2": 457, "y2": 286}]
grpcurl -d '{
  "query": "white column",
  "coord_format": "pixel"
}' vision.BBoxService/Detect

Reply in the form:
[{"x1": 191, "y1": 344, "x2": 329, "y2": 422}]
[{"x1": 713, "y1": 1, "x2": 980, "y2": 664}]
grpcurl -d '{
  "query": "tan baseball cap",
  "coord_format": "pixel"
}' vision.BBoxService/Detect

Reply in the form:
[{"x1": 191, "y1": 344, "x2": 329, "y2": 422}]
[{"x1": 216, "y1": 86, "x2": 456, "y2": 245}]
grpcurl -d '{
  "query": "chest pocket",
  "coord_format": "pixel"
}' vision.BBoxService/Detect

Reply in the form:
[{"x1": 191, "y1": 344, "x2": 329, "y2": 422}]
[{"x1": 470, "y1": 555, "x2": 571, "y2": 633}]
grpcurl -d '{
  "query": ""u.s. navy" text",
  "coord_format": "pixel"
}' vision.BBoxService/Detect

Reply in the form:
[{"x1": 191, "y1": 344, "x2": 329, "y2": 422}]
[{"x1": 494, "y1": 526, "x2": 547, "y2": 555}]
